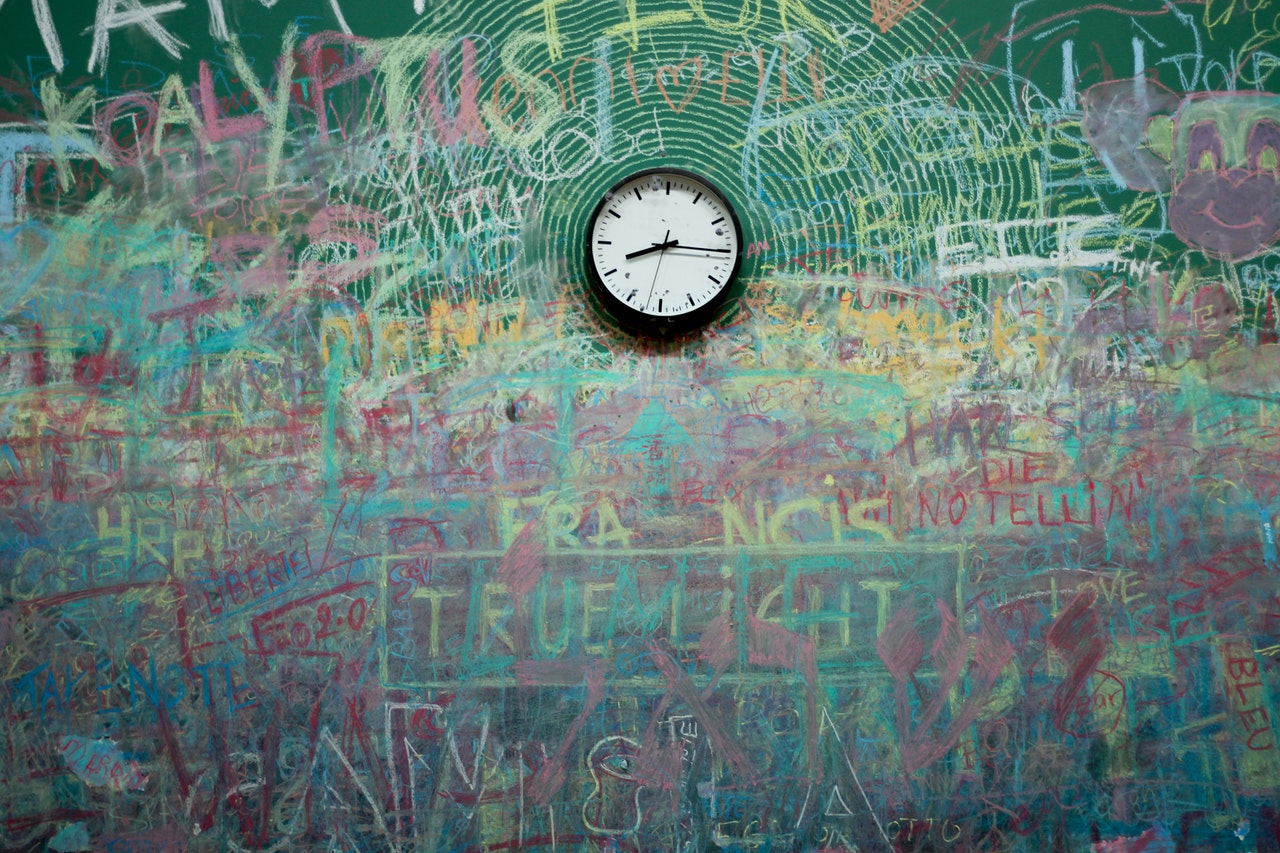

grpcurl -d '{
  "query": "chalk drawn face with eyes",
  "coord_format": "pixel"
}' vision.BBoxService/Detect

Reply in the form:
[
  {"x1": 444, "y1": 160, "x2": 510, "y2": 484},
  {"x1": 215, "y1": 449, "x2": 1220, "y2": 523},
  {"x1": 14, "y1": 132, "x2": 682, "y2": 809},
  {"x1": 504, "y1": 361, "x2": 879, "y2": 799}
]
[
  {"x1": 1169, "y1": 93, "x2": 1280, "y2": 261},
  {"x1": 582, "y1": 735, "x2": 643, "y2": 838},
  {"x1": 1083, "y1": 85, "x2": 1280, "y2": 261}
]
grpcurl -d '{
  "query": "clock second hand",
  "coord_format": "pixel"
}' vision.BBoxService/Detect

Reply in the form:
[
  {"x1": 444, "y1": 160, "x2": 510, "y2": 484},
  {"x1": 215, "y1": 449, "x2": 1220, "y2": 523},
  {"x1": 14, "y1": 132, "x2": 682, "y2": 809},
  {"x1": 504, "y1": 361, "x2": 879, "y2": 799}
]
[{"x1": 642, "y1": 230, "x2": 671, "y2": 314}]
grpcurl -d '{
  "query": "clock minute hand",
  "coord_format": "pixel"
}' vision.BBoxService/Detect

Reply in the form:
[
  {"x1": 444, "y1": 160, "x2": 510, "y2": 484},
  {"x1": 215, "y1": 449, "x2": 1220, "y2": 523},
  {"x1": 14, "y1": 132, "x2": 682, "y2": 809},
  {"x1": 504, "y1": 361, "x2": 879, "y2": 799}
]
[
  {"x1": 625, "y1": 238, "x2": 680, "y2": 260},
  {"x1": 667, "y1": 243, "x2": 731, "y2": 253}
]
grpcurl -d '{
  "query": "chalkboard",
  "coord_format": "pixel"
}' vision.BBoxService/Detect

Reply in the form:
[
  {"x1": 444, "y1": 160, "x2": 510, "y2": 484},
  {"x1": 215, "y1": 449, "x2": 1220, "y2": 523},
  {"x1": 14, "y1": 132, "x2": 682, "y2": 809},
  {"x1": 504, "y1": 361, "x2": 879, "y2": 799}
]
[{"x1": 3, "y1": 0, "x2": 1280, "y2": 850}]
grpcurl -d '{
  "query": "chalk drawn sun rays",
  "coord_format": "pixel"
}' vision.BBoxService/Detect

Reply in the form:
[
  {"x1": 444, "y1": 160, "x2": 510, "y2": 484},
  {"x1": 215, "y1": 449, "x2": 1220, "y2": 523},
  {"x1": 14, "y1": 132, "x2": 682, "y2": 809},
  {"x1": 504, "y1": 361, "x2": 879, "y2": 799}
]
[{"x1": 336, "y1": 0, "x2": 1051, "y2": 326}]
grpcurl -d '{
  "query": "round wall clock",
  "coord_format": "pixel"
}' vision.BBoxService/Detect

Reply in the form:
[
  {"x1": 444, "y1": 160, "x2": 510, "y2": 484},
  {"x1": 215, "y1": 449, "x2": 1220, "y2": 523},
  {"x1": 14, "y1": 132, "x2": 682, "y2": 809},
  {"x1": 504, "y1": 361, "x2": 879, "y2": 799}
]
[{"x1": 585, "y1": 168, "x2": 743, "y2": 334}]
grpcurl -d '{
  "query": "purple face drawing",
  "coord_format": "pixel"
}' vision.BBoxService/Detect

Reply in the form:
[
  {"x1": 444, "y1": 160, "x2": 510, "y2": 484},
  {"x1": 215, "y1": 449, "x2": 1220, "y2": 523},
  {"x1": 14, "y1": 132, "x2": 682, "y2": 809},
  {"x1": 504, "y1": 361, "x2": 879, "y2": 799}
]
[{"x1": 1169, "y1": 96, "x2": 1280, "y2": 261}]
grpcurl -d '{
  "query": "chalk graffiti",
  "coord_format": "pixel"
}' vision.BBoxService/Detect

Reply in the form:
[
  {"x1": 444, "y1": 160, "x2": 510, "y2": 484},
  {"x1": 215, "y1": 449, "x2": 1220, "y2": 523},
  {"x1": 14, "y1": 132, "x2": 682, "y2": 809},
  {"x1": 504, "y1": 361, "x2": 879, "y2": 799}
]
[{"x1": 1, "y1": 0, "x2": 1279, "y2": 850}]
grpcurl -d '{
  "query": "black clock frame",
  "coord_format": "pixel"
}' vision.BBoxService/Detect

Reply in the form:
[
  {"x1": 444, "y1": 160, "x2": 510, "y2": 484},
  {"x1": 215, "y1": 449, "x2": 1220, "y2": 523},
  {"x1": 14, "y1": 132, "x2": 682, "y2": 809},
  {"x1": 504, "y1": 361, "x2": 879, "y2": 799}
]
[{"x1": 583, "y1": 167, "x2": 745, "y2": 336}]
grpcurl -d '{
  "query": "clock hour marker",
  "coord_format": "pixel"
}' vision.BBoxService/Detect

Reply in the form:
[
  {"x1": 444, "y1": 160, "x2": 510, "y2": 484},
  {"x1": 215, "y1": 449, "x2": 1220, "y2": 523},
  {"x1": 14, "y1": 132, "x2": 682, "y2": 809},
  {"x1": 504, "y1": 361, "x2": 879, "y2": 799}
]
[
  {"x1": 708, "y1": 275, "x2": 721, "y2": 284},
  {"x1": 658, "y1": 298, "x2": 663, "y2": 312},
  {"x1": 608, "y1": 209, "x2": 621, "y2": 218},
  {"x1": 687, "y1": 294, "x2": 696, "y2": 307},
  {"x1": 692, "y1": 192, "x2": 702, "y2": 205},
  {"x1": 635, "y1": 188, "x2": 643, "y2": 200},
  {"x1": 627, "y1": 290, "x2": 637, "y2": 302},
  {"x1": 605, "y1": 268, "x2": 617, "y2": 276},
  {"x1": 665, "y1": 182, "x2": 670, "y2": 194},
  {"x1": 598, "y1": 240, "x2": 612, "y2": 244},
  {"x1": 711, "y1": 217, "x2": 724, "y2": 225}
]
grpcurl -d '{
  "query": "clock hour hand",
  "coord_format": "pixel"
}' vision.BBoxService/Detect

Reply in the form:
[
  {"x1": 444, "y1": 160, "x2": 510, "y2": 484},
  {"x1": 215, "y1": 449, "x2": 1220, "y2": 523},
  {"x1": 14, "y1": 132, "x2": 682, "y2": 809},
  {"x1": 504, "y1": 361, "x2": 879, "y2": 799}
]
[{"x1": 625, "y1": 238, "x2": 680, "y2": 260}]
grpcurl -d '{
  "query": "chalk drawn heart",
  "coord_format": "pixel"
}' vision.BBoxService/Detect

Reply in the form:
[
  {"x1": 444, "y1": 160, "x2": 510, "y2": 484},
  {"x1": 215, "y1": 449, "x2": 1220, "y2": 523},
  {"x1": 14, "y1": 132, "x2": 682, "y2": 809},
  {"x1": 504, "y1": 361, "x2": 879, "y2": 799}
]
[{"x1": 656, "y1": 59, "x2": 702, "y2": 114}]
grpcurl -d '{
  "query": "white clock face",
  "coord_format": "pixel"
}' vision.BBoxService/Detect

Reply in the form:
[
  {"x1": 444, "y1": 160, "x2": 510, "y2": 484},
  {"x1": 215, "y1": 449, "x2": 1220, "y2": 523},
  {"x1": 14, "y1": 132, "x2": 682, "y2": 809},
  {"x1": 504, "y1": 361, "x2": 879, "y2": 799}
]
[{"x1": 586, "y1": 169, "x2": 742, "y2": 329}]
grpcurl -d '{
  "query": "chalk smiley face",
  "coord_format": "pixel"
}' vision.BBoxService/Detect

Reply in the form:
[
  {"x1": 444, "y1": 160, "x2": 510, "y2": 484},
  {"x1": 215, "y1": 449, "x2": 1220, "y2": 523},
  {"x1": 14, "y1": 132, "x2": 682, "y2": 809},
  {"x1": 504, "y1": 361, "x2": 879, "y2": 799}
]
[
  {"x1": 1083, "y1": 86, "x2": 1280, "y2": 261},
  {"x1": 1169, "y1": 112, "x2": 1280, "y2": 260}
]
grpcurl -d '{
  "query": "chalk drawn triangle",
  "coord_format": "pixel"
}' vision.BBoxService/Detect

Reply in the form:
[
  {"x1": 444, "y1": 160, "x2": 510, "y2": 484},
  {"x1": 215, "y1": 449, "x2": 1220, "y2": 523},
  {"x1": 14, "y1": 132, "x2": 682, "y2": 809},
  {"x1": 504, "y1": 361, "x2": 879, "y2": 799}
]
[{"x1": 826, "y1": 785, "x2": 856, "y2": 817}]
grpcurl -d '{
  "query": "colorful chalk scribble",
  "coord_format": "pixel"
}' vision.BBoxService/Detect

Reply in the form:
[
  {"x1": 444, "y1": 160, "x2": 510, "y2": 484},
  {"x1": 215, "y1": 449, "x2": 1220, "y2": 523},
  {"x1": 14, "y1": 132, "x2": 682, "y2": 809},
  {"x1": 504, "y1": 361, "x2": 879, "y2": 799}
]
[{"x1": 2, "y1": 0, "x2": 1280, "y2": 850}]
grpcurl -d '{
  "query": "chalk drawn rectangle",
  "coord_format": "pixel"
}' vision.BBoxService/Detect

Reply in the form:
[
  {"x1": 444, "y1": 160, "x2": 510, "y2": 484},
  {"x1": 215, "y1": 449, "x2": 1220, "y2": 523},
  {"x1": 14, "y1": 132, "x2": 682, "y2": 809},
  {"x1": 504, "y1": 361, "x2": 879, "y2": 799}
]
[{"x1": 379, "y1": 543, "x2": 965, "y2": 689}]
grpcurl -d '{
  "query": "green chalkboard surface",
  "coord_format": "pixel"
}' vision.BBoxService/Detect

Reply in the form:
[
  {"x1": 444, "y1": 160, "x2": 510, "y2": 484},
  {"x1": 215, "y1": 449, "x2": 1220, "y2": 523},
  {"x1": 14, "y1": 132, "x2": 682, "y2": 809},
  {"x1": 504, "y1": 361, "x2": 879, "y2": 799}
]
[{"x1": 3, "y1": 1, "x2": 1280, "y2": 851}]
